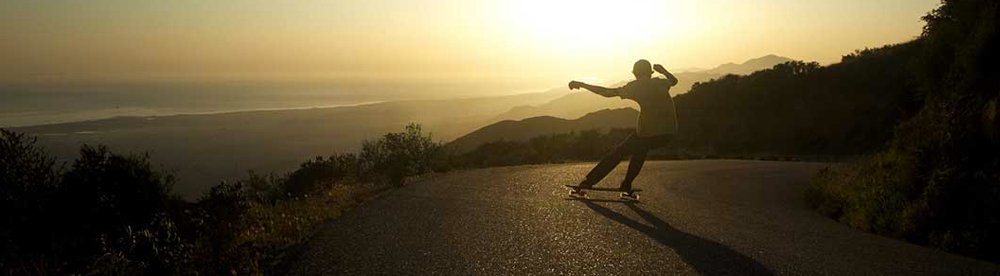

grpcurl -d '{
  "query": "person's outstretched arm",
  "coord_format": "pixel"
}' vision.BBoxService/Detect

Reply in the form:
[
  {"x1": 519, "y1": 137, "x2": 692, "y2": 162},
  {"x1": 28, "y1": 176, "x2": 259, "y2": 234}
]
[
  {"x1": 568, "y1": 81, "x2": 617, "y2": 97},
  {"x1": 653, "y1": 64, "x2": 679, "y2": 87}
]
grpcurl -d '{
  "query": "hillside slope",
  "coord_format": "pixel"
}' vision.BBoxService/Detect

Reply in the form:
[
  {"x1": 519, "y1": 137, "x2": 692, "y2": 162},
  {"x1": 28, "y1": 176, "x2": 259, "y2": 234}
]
[
  {"x1": 447, "y1": 108, "x2": 637, "y2": 153},
  {"x1": 671, "y1": 42, "x2": 923, "y2": 155},
  {"x1": 809, "y1": 0, "x2": 1000, "y2": 262}
]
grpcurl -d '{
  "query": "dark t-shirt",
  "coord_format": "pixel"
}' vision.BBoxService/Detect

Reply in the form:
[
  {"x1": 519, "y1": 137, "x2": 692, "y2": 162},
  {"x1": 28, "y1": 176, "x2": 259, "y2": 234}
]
[{"x1": 614, "y1": 78, "x2": 678, "y2": 137}]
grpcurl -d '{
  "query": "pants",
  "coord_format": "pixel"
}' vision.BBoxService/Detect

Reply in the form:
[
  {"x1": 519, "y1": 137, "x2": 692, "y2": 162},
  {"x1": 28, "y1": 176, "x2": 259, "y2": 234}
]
[{"x1": 583, "y1": 133, "x2": 673, "y2": 189}]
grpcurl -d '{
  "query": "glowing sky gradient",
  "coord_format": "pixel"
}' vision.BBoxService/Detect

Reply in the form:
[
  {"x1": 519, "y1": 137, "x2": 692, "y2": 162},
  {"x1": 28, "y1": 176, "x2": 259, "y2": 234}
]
[{"x1": 1, "y1": 0, "x2": 940, "y2": 85}]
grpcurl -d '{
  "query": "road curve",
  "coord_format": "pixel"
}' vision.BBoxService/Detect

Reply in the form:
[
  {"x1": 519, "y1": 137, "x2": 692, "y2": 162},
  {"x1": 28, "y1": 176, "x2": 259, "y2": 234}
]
[{"x1": 290, "y1": 160, "x2": 1000, "y2": 275}]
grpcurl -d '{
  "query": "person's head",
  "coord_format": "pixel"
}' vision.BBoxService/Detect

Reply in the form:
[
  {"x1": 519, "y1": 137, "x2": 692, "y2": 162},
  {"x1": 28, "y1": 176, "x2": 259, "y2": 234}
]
[{"x1": 632, "y1": 59, "x2": 653, "y2": 80}]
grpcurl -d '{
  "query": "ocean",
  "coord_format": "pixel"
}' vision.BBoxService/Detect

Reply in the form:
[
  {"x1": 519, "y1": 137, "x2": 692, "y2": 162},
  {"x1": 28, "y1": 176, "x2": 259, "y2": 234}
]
[{"x1": 0, "y1": 79, "x2": 546, "y2": 127}]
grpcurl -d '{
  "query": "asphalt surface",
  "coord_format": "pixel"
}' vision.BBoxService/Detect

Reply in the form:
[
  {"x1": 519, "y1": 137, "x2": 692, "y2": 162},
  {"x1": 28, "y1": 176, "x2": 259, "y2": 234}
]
[{"x1": 290, "y1": 160, "x2": 1000, "y2": 275}]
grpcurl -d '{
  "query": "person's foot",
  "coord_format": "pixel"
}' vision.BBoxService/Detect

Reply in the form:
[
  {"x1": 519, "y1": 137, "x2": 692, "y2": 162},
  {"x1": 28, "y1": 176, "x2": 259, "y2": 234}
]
[{"x1": 578, "y1": 179, "x2": 596, "y2": 188}]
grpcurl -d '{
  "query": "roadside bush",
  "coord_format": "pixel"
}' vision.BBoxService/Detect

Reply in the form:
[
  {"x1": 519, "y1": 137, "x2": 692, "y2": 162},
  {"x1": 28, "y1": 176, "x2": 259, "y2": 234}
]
[
  {"x1": 808, "y1": 0, "x2": 1000, "y2": 262},
  {"x1": 56, "y1": 145, "x2": 184, "y2": 274},
  {"x1": 53, "y1": 145, "x2": 178, "y2": 270},
  {"x1": 0, "y1": 130, "x2": 191, "y2": 275},
  {"x1": 187, "y1": 181, "x2": 257, "y2": 275},
  {"x1": 0, "y1": 124, "x2": 448, "y2": 275},
  {"x1": 360, "y1": 123, "x2": 446, "y2": 185},
  {"x1": 0, "y1": 129, "x2": 61, "y2": 275},
  {"x1": 87, "y1": 214, "x2": 192, "y2": 276},
  {"x1": 244, "y1": 170, "x2": 286, "y2": 204},
  {"x1": 284, "y1": 153, "x2": 358, "y2": 197}
]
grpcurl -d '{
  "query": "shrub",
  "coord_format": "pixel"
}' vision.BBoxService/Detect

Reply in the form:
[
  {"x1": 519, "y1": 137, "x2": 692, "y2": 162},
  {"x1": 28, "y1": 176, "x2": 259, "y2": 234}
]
[
  {"x1": 54, "y1": 145, "x2": 182, "y2": 273},
  {"x1": 187, "y1": 181, "x2": 257, "y2": 275},
  {"x1": 284, "y1": 153, "x2": 358, "y2": 197},
  {"x1": 0, "y1": 131, "x2": 190, "y2": 275},
  {"x1": 0, "y1": 123, "x2": 451, "y2": 275},
  {"x1": 0, "y1": 129, "x2": 61, "y2": 274},
  {"x1": 359, "y1": 123, "x2": 445, "y2": 185},
  {"x1": 808, "y1": 0, "x2": 1000, "y2": 262},
  {"x1": 244, "y1": 170, "x2": 286, "y2": 204}
]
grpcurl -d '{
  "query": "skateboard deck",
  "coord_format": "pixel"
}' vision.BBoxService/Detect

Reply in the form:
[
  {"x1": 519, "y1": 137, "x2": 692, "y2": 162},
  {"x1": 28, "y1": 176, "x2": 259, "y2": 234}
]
[{"x1": 563, "y1": 185, "x2": 642, "y2": 192}]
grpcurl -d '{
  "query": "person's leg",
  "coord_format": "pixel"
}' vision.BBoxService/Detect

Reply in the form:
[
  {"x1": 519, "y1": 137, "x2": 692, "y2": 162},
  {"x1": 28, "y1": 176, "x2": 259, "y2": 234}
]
[
  {"x1": 619, "y1": 134, "x2": 673, "y2": 190},
  {"x1": 581, "y1": 134, "x2": 639, "y2": 187},
  {"x1": 620, "y1": 150, "x2": 648, "y2": 190}
]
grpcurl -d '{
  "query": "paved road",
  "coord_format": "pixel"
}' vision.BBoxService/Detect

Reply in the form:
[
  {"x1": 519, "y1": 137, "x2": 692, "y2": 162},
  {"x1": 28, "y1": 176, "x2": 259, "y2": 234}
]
[{"x1": 290, "y1": 160, "x2": 1000, "y2": 275}]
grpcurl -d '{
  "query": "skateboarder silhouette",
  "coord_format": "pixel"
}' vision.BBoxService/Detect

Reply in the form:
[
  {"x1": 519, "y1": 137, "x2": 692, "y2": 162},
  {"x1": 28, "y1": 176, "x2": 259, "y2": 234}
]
[{"x1": 568, "y1": 59, "x2": 678, "y2": 199}]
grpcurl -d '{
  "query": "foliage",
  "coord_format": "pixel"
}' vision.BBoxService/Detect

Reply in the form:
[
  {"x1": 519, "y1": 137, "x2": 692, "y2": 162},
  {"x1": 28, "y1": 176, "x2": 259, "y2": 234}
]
[
  {"x1": 284, "y1": 153, "x2": 358, "y2": 197},
  {"x1": 0, "y1": 132, "x2": 189, "y2": 275},
  {"x1": 359, "y1": 123, "x2": 446, "y2": 185},
  {"x1": 808, "y1": 0, "x2": 1000, "y2": 262},
  {"x1": 0, "y1": 129, "x2": 62, "y2": 275},
  {"x1": 673, "y1": 44, "x2": 923, "y2": 156},
  {"x1": 0, "y1": 123, "x2": 441, "y2": 275},
  {"x1": 56, "y1": 145, "x2": 178, "y2": 265}
]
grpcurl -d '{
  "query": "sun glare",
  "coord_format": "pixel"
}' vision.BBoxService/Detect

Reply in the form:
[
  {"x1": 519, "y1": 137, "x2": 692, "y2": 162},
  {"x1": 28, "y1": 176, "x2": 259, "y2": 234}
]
[{"x1": 502, "y1": 0, "x2": 676, "y2": 52}]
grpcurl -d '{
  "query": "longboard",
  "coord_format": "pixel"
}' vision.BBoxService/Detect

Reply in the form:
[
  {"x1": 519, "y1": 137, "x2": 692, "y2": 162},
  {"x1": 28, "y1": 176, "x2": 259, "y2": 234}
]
[
  {"x1": 563, "y1": 185, "x2": 643, "y2": 192},
  {"x1": 564, "y1": 185, "x2": 641, "y2": 201}
]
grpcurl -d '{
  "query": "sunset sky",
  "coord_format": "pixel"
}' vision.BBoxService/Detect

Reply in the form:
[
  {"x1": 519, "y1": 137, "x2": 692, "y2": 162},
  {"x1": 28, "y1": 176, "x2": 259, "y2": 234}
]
[{"x1": 1, "y1": 0, "x2": 940, "y2": 86}]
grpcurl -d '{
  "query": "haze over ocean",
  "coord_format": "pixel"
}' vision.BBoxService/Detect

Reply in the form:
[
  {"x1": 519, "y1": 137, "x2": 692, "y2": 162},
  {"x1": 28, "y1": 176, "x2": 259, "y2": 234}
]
[{"x1": 0, "y1": 78, "x2": 547, "y2": 127}]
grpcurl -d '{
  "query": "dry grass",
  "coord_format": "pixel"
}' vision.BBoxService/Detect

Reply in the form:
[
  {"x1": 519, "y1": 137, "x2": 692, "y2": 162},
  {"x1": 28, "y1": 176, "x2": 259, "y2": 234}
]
[{"x1": 236, "y1": 182, "x2": 391, "y2": 275}]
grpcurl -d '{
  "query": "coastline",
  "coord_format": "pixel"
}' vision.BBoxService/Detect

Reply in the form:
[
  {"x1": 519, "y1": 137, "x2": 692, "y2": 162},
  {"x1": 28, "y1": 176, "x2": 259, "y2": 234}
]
[{"x1": 1, "y1": 101, "x2": 386, "y2": 129}]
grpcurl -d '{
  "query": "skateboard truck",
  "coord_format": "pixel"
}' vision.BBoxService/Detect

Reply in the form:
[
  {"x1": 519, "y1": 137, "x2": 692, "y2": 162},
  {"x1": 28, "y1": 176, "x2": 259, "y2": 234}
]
[{"x1": 565, "y1": 185, "x2": 641, "y2": 201}]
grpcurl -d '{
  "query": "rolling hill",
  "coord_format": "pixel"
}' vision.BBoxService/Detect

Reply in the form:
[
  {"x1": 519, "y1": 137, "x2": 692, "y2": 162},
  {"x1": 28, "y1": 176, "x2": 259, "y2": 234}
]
[{"x1": 446, "y1": 108, "x2": 638, "y2": 153}]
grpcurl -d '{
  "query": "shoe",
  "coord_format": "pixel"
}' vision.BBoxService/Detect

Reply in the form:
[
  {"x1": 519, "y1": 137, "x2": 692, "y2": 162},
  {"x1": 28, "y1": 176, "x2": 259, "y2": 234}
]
[{"x1": 578, "y1": 179, "x2": 596, "y2": 189}]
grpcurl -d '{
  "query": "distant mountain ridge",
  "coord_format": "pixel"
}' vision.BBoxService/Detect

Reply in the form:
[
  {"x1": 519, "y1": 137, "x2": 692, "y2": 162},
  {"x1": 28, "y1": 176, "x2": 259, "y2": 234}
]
[
  {"x1": 490, "y1": 54, "x2": 794, "y2": 123},
  {"x1": 702, "y1": 54, "x2": 794, "y2": 75}
]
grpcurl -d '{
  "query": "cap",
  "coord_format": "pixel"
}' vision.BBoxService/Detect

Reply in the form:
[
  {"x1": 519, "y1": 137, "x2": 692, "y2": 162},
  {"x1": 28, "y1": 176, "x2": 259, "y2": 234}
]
[{"x1": 633, "y1": 59, "x2": 653, "y2": 75}]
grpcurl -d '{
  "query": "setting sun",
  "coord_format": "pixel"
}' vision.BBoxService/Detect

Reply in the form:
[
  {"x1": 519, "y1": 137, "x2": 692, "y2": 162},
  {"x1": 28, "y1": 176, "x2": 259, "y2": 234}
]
[{"x1": 500, "y1": 0, "x2": 679, "y2": 52}]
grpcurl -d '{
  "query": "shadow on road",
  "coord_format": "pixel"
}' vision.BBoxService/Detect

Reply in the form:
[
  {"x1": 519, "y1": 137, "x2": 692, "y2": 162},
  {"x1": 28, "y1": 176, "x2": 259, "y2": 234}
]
[{"x1": 575, "y1": 198, "x2": 773, "y2": 276}]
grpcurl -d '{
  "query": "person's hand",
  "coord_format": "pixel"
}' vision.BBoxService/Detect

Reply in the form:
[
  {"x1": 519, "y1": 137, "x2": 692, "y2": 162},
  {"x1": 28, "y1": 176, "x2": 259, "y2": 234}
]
[
  {"x1": 653, "y1": 64, "x2": 667, "y2": 73},
  {"x1": 568, "y1": 80, "x2": 584, "y2": 90}
]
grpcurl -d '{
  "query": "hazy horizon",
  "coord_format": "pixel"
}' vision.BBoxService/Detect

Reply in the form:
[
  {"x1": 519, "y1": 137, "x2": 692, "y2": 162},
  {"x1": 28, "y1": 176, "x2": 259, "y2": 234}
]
[
  {"x1": 0, "y1": 77, "x2": 558, "y2": 127},
  {"x1": 3, "y1": 0, "x2": 938, "y2": 85},
  {"x1": 0, "y1": 53, "x2": 796, "y2": 127}
]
